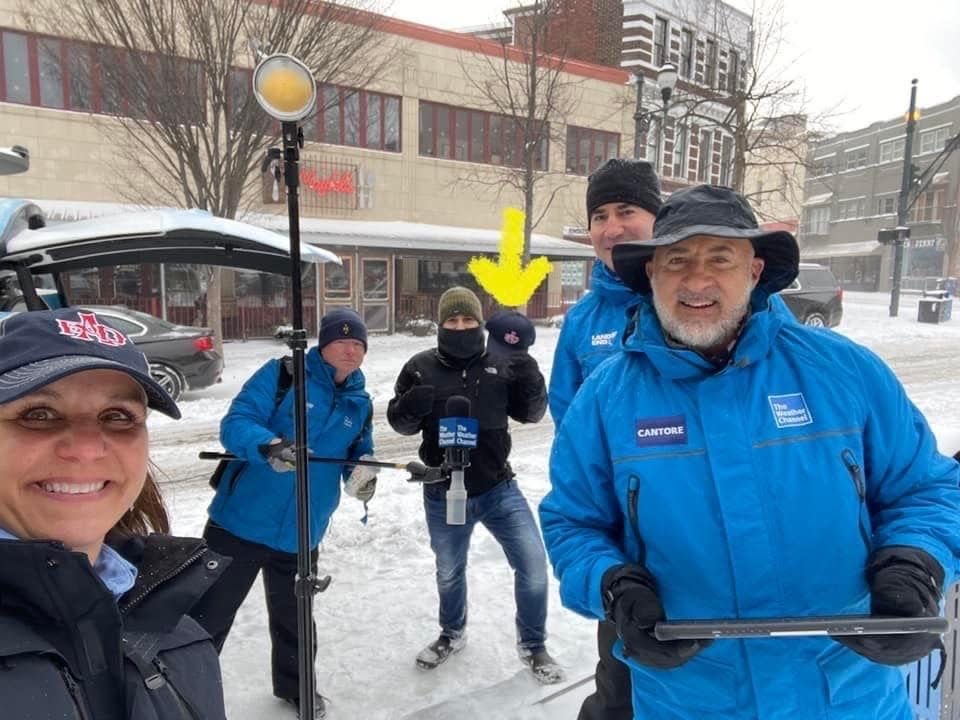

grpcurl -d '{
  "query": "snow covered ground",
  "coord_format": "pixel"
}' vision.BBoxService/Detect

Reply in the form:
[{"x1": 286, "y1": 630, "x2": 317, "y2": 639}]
[{"x1": 149, "y1": 291, "x2": 960, "y2": 719}]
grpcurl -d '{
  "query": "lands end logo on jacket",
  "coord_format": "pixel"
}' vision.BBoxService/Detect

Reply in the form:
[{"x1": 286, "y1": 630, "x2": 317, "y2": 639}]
[
  {"x1": 591, "y1": 330, "x2": 617, "y2": 347},
  {"x1": 636, "y1": 415, "x2": 687, "y2": 447},
  {"x1": 768, "y1": 393, "x2": 813, "y2": 428}
]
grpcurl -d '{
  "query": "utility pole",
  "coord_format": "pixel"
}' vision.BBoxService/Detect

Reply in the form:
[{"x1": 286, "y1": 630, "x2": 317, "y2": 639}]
[{"x1": 889, "y1": 79, "x2": 919, "y2": 317}]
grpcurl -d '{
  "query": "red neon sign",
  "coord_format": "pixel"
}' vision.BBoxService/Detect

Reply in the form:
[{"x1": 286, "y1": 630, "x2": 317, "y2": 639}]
[{"x1": 301, "y1": 168, "x2": 355, "y2": 197}]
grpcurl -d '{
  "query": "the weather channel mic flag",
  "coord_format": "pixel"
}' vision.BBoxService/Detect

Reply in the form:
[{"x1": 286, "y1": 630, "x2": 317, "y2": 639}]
[{"x1": 438, "y1": 415, "x2": 479, "y2": 451}]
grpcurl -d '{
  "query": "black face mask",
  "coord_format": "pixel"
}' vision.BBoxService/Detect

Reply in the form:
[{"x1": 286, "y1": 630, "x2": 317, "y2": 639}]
[{"x1": 438, "y1": 327, "x2": 485, "y2": 360}]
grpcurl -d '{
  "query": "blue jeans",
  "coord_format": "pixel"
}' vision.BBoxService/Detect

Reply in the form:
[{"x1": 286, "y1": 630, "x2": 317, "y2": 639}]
[{"x1": 424, "y1": 479, "x2": 549, "y2": 652}]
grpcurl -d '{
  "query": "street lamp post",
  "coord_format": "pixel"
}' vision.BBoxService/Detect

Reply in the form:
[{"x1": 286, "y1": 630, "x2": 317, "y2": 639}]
[
  {"x1": 656, "y1": 64, "x2": 678, "y2": 176},
  {"x1": 889, "y1": 79, "x2": 919, "y2": 317},
  {"x1": 252, "y1": 53, "x2": 323, "y2": 720},
  {"x1": 631, "y1": 73, "x2": 646, "y2": 160}
]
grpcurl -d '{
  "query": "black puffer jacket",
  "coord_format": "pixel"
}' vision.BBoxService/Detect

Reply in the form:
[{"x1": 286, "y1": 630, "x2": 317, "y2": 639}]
[
  {"x1": 0, "y1": 534, "x2": 228, "y2": 719},
  {"x1": 387, "y1": 346, "x2": 547, "y2": 496}
]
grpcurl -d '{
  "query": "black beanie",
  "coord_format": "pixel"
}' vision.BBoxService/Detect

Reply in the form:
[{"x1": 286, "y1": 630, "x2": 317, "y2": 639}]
[
  {"x1": 586, "y1": 158, "x2": 662, "y2": 226},
  {"x1": 318, "y1": 308, "x2": 367, "y2": 351}
]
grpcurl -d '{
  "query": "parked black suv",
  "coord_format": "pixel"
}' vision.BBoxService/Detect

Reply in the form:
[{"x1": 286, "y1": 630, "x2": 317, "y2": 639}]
[{"x1": 778, "y1": 263, "x2": 843, "y2": 328}]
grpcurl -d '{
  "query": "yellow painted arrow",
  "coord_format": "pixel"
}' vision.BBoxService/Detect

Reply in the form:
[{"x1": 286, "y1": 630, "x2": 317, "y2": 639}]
[{"x1": 468, "y1": 208, "x2": 553, "y2": 307}]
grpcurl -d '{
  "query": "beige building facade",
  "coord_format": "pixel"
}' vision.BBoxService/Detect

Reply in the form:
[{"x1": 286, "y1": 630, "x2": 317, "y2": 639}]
[{"x1": 0, "y1": 2, "x2": 647, "y2": 334}]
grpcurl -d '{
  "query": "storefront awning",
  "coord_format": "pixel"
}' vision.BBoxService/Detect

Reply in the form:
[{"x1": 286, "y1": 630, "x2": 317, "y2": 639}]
[
  {"x1": 800, "y1": 240, "x2": 883, "y2": 259},
  {"x1": 254, "y1": 215, "x2": 597, "y2": 260},
  {"x1": 802, "y1": 193, "x2": 833, "y2": 207}
]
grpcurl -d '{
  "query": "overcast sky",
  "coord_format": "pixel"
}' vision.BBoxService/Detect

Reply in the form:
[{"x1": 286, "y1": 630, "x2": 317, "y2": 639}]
[{"x1": 383, "y1": 0, "x2": 960, "y2": 133}]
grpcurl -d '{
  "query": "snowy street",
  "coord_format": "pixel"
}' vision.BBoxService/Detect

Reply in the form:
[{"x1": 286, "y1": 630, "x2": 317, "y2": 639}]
[{"x1": 150, "y1": 291, "x2": 960, "y2": 719}]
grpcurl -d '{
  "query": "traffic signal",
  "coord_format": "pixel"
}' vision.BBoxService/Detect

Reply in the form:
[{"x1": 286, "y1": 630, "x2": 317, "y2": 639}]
[{"x1": 877, "y1": 227, "x2": 910, "y2": 245}]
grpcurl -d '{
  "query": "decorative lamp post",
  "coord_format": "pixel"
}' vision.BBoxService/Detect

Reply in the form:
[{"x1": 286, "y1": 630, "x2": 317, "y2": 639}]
[
  {"x1": 252, "y1": 52, "x2": 322, "y2": 720},
  {"x1": 656, "y1": 63, "x2": 678, "y2": 176}
]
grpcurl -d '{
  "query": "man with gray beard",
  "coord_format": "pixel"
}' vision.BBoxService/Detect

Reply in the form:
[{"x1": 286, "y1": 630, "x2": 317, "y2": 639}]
[{"x1": 539, "y1": 185, "x2": 960, "y2": 719}]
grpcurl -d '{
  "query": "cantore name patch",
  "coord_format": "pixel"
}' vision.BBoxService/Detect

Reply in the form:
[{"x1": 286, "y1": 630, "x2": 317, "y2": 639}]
[
  {"x1": 768, "y1": 393, "x2": 813, "y2": 428},
  {"x1": 635, "y1": 415, "x2": 687, "y2": 447}
]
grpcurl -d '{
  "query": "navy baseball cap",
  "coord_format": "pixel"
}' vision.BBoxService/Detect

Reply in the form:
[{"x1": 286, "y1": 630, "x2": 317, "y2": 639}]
[
  {"x1": 485, "y1": 310, "x2": 536, "y2": 356},
  {"x1": 0, "y1": 308, "x2": 181, "y2": 418}
]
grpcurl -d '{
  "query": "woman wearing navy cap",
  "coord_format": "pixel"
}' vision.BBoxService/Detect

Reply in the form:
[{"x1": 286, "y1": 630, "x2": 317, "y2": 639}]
[{"x1": 0, "y1": 308, "x2": 227, "y2": 719}]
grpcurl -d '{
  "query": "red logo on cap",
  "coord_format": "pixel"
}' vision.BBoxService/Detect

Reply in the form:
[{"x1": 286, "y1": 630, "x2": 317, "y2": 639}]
[
  {"x1": 56, "y1": 312, "x2": 128, "y2": 348},
  {"x1": 503, "y1": 330, "x2": 520, "y2": 345}
]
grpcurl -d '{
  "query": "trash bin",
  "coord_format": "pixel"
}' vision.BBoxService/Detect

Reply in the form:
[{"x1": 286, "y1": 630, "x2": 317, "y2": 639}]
[{"x1": 918, "y1": 293, "x2": 953, "y2": 323}]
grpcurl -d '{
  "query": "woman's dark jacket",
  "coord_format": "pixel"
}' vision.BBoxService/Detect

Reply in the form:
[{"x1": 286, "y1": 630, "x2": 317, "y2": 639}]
[
  {"x1": 0, "y1": 534, "x2": 228, "y2": 719},
  {"x1": 387, "y1": 347, "x2": 547, "y2": 496}
]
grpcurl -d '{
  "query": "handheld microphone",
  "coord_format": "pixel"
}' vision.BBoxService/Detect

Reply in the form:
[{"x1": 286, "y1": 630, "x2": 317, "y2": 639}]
[{"x1": 438, "y1": 395, "x2": 478, "y2": 525}]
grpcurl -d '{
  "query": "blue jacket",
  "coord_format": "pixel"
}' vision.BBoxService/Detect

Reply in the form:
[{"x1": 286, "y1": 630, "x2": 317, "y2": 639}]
[
  {"x1": 540, "y1": 295, "x2": 960, "y2": 720},
  {"x1": 549, "y1": 260, "x2": 637, "y2": 426},
  {"x1": 210, "y1": 347, "x2": 373, "y2": 553},
  {"x1": 549, "y1": 260, "x2": 799, "y2": 427}
]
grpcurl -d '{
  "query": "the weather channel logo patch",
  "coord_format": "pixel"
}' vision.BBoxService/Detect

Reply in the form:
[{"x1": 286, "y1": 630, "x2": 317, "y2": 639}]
[
  {"x1": 635, "y1": 415, "x2": 687, "y2": 447},
  {"x1": 768, "y1": 393, "x2": 813, "y2": 428}
]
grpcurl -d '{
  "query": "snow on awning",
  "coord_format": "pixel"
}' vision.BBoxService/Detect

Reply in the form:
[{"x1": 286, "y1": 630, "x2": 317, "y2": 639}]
[
  {"x1": 802, "y1": 193, "x2": 833, "y2": 207},
  {"x1": 933, "y1": 171, "x2": 950, "y2": 185},
  {"x1": 800, "y1": 240, "x2": 883, "y2": 259},
  {"x1": 252, "y1": 214, "x2": 596, "y2": 260}
]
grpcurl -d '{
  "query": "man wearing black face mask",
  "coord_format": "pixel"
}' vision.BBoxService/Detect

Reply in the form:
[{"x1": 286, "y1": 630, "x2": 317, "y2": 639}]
[{"x1": 387, "y1": 286, "x2": 562, "y2": 684}]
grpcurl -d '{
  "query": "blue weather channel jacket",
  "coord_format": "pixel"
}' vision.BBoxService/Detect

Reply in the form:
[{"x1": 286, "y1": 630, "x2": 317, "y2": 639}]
[
  {"x1": 209, "y1": 347, "x2": 373, "y2": 553},
  {"x1": 540, "y1": 295, "x2": 960, "y2": 720},
  {"x1": 549, "y1": 260, "x2": 637, "y2": 426}
]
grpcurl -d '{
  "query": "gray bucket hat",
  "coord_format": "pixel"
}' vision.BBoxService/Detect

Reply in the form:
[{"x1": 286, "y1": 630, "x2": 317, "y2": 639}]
[{"x1": 612, "y1": 184, "x2": 800, "y2": 295}]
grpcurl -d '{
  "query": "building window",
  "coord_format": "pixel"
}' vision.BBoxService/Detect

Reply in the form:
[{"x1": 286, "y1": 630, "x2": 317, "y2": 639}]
[
  {"x1": 719, "y1": 135, "x2": 733, "y2": 185},
  {"x1": 697, "y1": 129, "x2": 712, "y2": 182},
  {"x1": 876, "y1": 196, "x2": 896, "y2": 215},
  {"x1": 419, "y1": 100, "x2": 548, "y2": 170},
  {"x1": 362, "y1": 258, "x2": 389, "y2": 301},
  {"x1": 805, "y1": 205, "x2": 830, "y2": 235},
  {"x1": 727, "y1": 49, "x2": 739, "y2": 93},
  {"x1": 306, "y1": 85, "x2": 400, "y2": 152},
  {"x1": 837, "y1": 197, "x2": 865, "y2": 220},
  {"x1": 0, "y1": 29, "x2": 204, "y2": 123},
  {"x1": 644, "y1": 117, "x2": 659, "y2": 162},
  {"x1": 844, "y1": 147, "x2": 868, "y2": 170},
  {"x1": 878, "y1": 137, "x2": 905, "y2": 164},
  {"x1": 811, "y1": 155, "x2": 834, "y2": 176},
  {"x1": 2, "y1": 31, "x2": 30, "y2": 103},
  {"x1": 654, "y1": 17, "x2": 669, "y2": 67},
  {"x1": 566, "y1": 126, "x2": 619, "y2": 176},
  {"x1": 911, "y1": 190, "x2": 944, "y2": 222},
  {"x1": 680, "y1": 29, "x2": 693, "y2": 79},
  {"x1": 704, "y1": 39, "x2": 717, "y2": 88},
  {"x1": 324, "y1": 257, "x2": 353, "y2": 300},
  {"x1": 919, "y1": 126, "x2": 951, "y2": 155},
  {"x1": 672, "y1": 121, "x2": 688, "y2": 180}
]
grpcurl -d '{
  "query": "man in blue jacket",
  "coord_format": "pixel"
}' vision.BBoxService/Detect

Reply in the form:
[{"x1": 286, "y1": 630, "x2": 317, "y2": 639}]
[
  {"x1": 549, "y1": 158, "x2": 660, "y2": 719},
  {"x1": 540, "y1": 184, "x2": 960, "y2": 720},
  {"x1": 190, "y1": 308, "x2": 375, "y2": 719}
]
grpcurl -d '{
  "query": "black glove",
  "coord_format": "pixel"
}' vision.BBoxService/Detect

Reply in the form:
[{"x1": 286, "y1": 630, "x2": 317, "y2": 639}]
[
  {"x1": 259, "y1": 437, "x2": 296, "y2": 473},
  {"x1": 507, "y1": 353, "x2": 541, "y2": 381},
  {"x1": 837, "y1": 546, "x2": 945, "y2": 666},
  {"x1": 602, "y1": 564, "x2": 711, "y2": 669},
  {"x1": 395, "y1": 384, "x2": 435, "y2": 418}
]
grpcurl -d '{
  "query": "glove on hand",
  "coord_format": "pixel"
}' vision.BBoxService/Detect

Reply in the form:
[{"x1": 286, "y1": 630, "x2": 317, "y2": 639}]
[
  {"x1": 396, "y1": 384, "x2": 435, "y2": 418},
  {"x1": 507, "y1": 353, "x2": 541, "y2": 381},
  {"x1": 260, "y1": 438, "x2": 296, "y2": 473},
  {"x1": 344, "y1": 455, "x2": 379, "y2": 502},
  {"x1": 837, "y1": 546, "x2": 945, "y2": 666},
  {"x1": 602, "y1": 564, "x2": 710, "y2": 669}
]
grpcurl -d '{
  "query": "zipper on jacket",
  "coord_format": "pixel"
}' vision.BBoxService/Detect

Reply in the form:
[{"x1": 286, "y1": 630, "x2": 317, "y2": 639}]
[
  {"x1": 60, "y1": 665, "x2": 93, "y2": 720},
  {"x1": 121, "y1": 547, "x2": 208, "y2": 615},
  {"x1": 626, "y1": 475, "x2": 647, "y2": 564},
  {"x1": 841, "y1": 448, "x2": 872, "y2": 553},
  {"x1": 153, "y1": 658, "x2": 203, "y2": 720}
]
